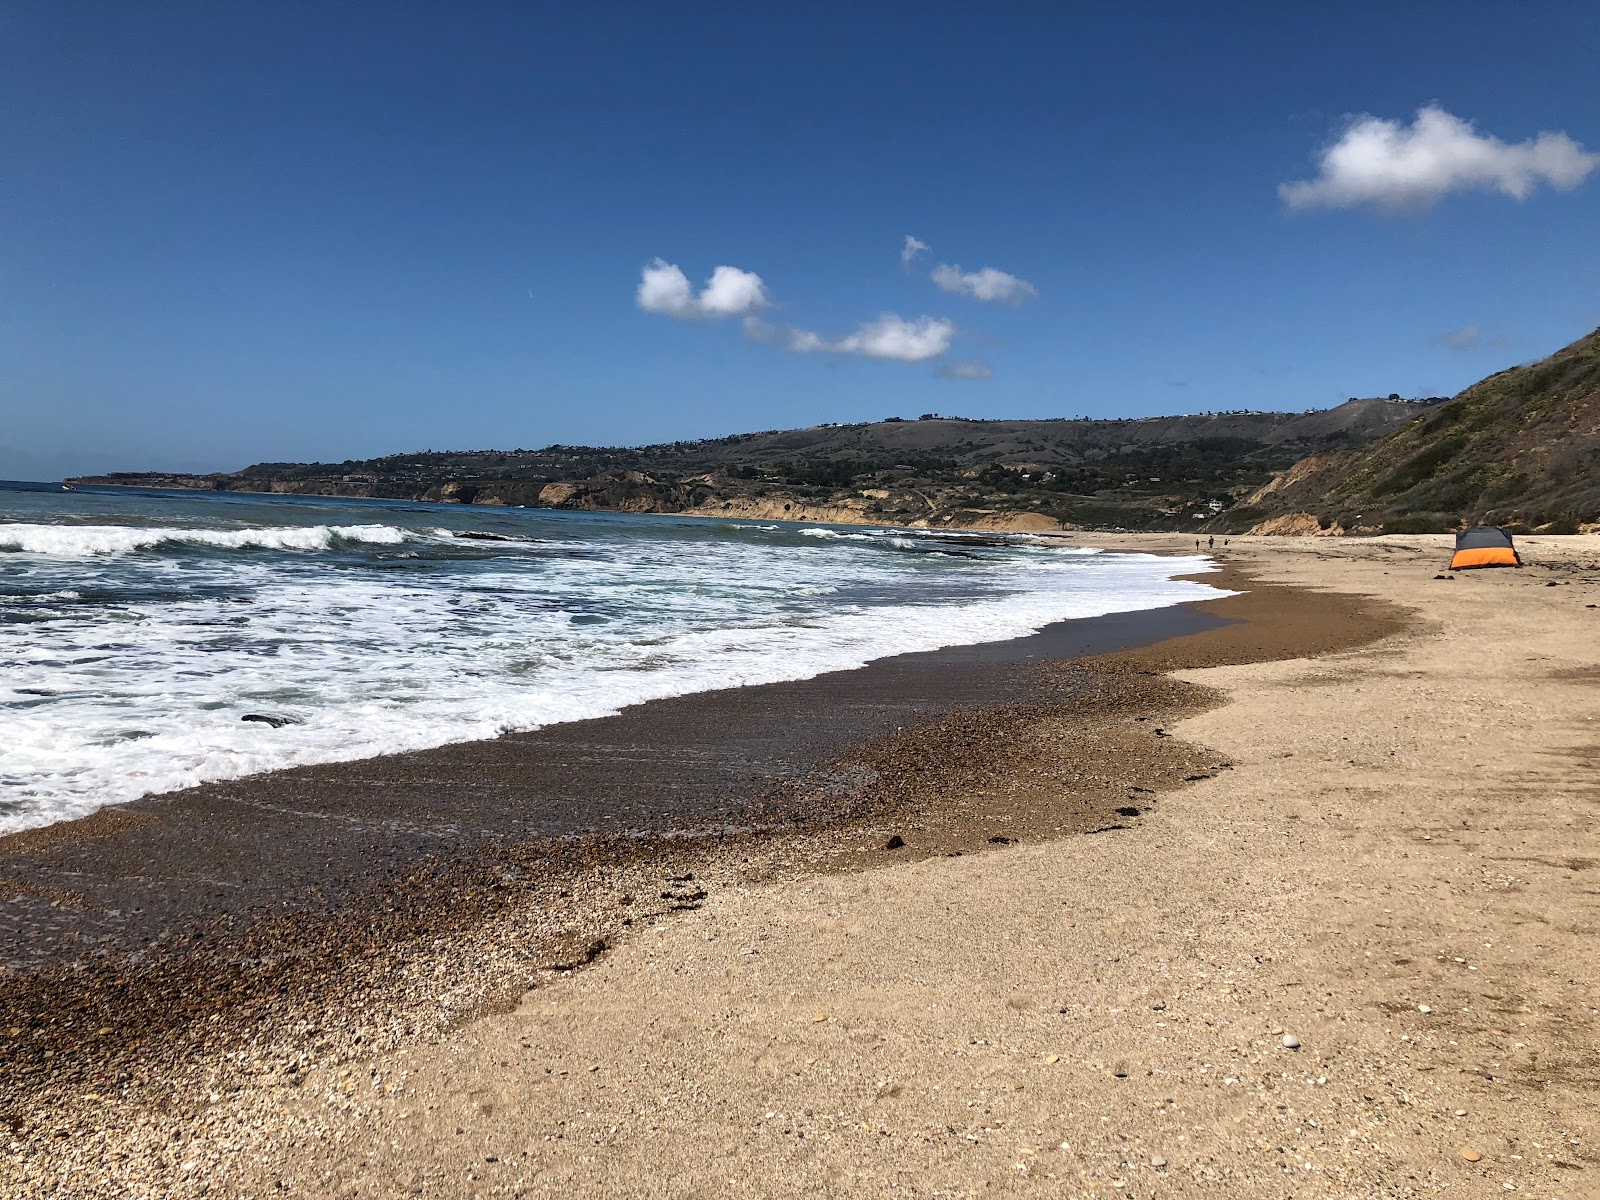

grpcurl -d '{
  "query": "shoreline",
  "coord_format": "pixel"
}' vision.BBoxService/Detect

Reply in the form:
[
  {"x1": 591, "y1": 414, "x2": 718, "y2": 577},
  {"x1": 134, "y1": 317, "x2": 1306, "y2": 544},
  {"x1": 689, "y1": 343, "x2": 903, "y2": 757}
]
[
  {"x1": 0, "y1": 593, "x2": 1234, "y2": 959},
  {"x1": 217, "y1": 533, "x2": 1600, "y2": 1199},
  {"x1": 0, "y1": 557, "x2": 1404, "y2": 1196}
]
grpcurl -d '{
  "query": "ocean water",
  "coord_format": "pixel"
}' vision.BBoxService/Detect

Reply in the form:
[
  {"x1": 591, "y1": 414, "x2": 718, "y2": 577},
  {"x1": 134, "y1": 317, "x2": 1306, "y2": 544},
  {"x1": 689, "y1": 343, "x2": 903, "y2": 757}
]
[{"x1": 0, "y1": 482, "x2": 1231, "y2": 833}]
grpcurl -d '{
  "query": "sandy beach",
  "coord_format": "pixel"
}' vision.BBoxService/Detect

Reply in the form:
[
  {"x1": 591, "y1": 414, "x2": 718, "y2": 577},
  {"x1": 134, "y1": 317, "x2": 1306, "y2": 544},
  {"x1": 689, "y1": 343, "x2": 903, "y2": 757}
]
[{"x1": 5, "y1": 533, "x2": 1599, "y2": 1198}]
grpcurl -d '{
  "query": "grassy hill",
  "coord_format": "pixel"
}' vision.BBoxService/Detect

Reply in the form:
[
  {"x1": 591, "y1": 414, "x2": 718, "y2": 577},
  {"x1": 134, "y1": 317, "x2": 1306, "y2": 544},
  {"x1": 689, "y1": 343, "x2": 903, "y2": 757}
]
[
  {"x1": 1236, "y1": 328, "x2": 1600, "y2": 533},
  {"x1": 72, "y1": 400, "x2": 1437, "y2": 531}
]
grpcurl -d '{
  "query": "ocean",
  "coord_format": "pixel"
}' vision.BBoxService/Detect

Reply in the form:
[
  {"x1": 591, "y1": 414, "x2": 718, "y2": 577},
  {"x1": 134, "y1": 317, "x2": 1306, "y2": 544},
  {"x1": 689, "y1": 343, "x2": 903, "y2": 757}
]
[{"x1": 0, "y1": 481, "x2": 1229, "y2": 834}]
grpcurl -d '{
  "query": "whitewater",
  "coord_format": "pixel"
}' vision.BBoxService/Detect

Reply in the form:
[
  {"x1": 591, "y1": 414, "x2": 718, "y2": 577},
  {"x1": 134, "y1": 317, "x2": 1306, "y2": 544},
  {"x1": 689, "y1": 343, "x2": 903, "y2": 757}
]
[{"x1": 0, "y1": 484, "x2": 1232, "y2": 833}]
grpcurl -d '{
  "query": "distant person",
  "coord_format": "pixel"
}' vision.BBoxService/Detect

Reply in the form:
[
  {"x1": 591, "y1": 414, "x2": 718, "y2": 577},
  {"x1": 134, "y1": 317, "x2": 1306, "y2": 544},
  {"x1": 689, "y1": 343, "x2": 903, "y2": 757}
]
[
  {"x1": 1195, "y1": 539, "x2": 1200, "y2": 550},
  {"x1": 1207, "y1": 535, "x2": 1214, "y2": 549}
]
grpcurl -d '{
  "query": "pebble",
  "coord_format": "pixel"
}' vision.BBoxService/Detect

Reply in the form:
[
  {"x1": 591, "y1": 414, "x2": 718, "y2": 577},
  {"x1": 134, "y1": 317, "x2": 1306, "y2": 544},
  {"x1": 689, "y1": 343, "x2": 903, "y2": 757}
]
[
  {"x1": 1462, "y1": 1148, "x2": 1483, "y2": 1162},
  {"x1": 1418, "y1": 1004, "x2": 1432, "y2": 1014},
  {"x1": 1282, "y1": 1034, "x2": 1301, "y2": 1050},
  {"x1": 1150, "y1": 1153, "x2": 1167, "y2": 1168}
]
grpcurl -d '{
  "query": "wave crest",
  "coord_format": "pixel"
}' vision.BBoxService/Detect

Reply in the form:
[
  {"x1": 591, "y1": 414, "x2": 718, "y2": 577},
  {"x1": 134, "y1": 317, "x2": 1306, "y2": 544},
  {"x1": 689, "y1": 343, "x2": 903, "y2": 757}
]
[{"x1": 0, "y1": 523, "x2": 411, "y2": 557}]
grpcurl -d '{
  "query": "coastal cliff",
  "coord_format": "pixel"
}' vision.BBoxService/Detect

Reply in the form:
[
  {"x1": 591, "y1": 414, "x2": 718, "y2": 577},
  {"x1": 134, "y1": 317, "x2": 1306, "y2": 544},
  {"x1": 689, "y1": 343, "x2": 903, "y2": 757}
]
[{"x1": 69, "y1": 401, "x2": 1436, "y2": 532}]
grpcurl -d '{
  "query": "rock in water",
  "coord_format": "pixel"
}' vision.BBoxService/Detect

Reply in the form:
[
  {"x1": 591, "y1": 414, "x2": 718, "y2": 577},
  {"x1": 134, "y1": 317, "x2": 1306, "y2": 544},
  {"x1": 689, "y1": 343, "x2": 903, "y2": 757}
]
[{"x1": 240, "y1": 713, "x2": 303, "y2": 728}]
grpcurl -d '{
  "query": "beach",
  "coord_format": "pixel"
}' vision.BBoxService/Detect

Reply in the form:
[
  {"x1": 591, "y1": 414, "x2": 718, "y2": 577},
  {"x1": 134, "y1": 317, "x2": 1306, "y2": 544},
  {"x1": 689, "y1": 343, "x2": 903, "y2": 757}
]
[{"x1": 4, "y1": 533, "x2": 1599, "y2": 1197}]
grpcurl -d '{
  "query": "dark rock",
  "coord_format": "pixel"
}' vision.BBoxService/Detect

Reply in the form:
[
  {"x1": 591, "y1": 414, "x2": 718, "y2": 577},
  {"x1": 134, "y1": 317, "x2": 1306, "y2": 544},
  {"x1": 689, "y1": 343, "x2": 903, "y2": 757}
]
[
  {"x1": 1115, "y1": 806, "x2": 1140, "y2": 818},
  {"x1": 240, "y1": 714, "x2": 303, "y2": 728},
  {"x1": 987, "y1": 835, "x2": 1016, "y2": 845},
  {"x1": 884, "y1": 835, "x2": 905, "y2": 850}
]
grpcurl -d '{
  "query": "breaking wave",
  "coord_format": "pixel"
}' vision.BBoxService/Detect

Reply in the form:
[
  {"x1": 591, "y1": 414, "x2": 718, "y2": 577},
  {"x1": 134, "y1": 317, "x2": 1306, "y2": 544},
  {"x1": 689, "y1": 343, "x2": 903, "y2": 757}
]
[{"x1": 0, "y1": 523, "x2": 412, "y2": 557}]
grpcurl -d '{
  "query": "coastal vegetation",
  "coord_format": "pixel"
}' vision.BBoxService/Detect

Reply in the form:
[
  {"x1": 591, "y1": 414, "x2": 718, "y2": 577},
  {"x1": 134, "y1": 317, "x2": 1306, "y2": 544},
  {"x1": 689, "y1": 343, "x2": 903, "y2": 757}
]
[
  {"x1": 72, "y1": 399, "x2": 1436, "y2": 532},
  {"x1": 1240, "y1": 326, "x2": 1600, "y2": 532}
]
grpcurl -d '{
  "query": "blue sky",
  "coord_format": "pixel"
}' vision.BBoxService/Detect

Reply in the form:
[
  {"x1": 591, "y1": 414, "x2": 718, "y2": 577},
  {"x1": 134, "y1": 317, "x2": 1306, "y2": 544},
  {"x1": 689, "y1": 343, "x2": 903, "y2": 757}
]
[{"x1": 2, "y1": 2, "x2": 1597, "y2": 478}]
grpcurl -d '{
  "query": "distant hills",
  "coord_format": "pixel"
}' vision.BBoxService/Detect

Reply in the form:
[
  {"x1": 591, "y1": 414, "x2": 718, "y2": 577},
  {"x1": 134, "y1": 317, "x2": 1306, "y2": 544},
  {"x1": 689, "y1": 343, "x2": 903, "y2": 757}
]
[
  {"x1": 70, "y1": 399, "x2": 1438, "y2": 532},
  {"x1": 1239, "y1": 327, "x2": 1600, "y2": 534}
]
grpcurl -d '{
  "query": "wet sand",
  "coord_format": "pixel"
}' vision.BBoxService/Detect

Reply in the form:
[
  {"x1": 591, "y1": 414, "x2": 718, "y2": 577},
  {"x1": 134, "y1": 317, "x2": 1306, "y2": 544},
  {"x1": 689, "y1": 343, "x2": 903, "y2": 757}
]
[
  {"x1": 0, "y1": 602, "x2": 1229, "y2": 967},
  {"x1": 1, "y1": 556, "x2": 1410, "y2": 1196}
]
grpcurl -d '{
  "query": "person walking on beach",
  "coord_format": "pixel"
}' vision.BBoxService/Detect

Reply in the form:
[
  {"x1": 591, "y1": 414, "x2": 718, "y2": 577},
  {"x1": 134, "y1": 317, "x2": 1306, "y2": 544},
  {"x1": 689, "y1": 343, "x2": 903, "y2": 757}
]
[{"x1": 1208, "y1": 535, "x2": 1214, "y2": 549}]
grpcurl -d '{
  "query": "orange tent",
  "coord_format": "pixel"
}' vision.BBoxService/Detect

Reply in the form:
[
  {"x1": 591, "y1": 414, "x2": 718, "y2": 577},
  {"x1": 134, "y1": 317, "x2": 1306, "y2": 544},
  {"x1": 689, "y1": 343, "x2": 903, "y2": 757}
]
[{"x1": 1449, "y1": 526, "x2": 1521, "y2": 570}]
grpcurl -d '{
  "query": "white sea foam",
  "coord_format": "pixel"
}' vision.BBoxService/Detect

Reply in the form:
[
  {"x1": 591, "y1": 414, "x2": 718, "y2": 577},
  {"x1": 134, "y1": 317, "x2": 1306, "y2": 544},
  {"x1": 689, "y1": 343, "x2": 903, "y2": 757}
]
[
  {"x1": 0, "y1": 506, "x2": 1232, "y2": 833},
  {"x1": 0, "y1": 522, "x2": 411, "y2": 557},
  {"x1": 0, "y1": 589, "x2": 82, "y2": 604}
]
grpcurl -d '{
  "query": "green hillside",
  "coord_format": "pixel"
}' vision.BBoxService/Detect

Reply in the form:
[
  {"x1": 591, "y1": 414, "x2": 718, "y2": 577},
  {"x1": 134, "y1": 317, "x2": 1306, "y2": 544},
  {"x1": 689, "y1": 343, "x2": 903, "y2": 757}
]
[{"x1": 1237, "y1": 328, "x2": 1600, "y2": 533}]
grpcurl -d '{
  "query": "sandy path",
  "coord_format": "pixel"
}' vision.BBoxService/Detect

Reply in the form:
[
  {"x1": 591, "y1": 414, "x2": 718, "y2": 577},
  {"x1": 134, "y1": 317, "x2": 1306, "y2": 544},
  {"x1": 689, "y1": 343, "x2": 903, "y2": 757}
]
[{"x1": 211, "y1": 537, "x2": 1600, "y2": 1197}]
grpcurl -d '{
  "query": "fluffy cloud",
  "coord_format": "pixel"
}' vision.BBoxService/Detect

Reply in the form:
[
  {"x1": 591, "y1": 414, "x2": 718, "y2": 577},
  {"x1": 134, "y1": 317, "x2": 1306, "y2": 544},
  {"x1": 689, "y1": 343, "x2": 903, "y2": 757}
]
[
  {"x1": 1280, "y1": 106, "x2": 1600, "y2": 212},
  {"x1": 636, "y1": 259, "x2": 770, "y2": 319},
  {"x1": 835, "y1": 314, "x2": 955, "y2": 360},
  {"x1": 930, "y1": 263, "x2": 1038, "y2": 305},
  {"x1": 744, "y1": 313, "x2": 956, "y2": 363},
  {"x1": 901, "y1": 235, "x2": 929, "y2": 268},
  {"x1": 936, "y1": 359, "x2": 993, "y2": 380},
  {"x1": 640, "y1": 253, "x2": 958, "y2": 366}
]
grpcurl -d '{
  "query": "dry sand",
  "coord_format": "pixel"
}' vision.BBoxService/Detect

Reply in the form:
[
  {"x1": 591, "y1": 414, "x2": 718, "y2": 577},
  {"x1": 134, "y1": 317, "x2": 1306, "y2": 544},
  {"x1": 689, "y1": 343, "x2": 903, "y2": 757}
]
[
  {"x1": 213, "y1": 533, "x2": 1600, "y2": 1198},
  {"x1": 9, "y1": 534, "x2": 1600, "y2": 1198}
]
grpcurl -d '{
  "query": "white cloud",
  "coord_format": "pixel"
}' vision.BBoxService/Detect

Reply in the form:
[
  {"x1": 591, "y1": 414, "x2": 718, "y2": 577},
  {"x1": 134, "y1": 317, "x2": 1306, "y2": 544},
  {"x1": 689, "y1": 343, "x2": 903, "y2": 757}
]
[
  {"x1": 835, "y1": 314, "x2": 955, "y2": 361},
  {"x1": 641, "y1": 253, "x2": 959, "y2": 366},
  {"x1": 636, "y1": 259, "x2": 697, "y2": 318},
  {"x1": 1280, "y1": 105, "x2": 1600, "y2": 212},
  {"x1": 744, "y1": 313, "x2": 955, "y2": 363},
  {"x1": 901, "y1": 235, "x2": 929, "y2": 268},
  {"x1": 936, "y1": 359, "x2": 993, "y2": 380},
  {"x1": 636, "y1": 259, "x2": 770, "y2": 319},
  {"x1": 697, "y1": 265, "x2": 768, "y2": 317},
  {"x1": 930, "y1": 263, "x2": 1037, "y2": 305}
]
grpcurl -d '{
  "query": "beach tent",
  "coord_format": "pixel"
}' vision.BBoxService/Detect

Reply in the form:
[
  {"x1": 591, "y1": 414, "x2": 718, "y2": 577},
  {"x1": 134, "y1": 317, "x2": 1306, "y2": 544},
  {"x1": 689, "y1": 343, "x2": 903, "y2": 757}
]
[{"x1": 1449, "y1": 526, "x2": 1522, "y2": 570}]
